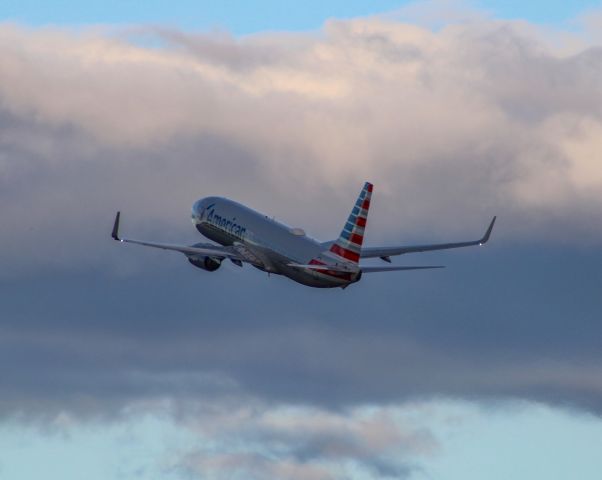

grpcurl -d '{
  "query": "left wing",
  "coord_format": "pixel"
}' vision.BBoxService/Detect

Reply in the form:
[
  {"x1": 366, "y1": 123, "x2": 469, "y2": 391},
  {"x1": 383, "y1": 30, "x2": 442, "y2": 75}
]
[
  {"x1": 111, "y1": 211, "x2": 246, "y2": 261},
  {"x1": 361, "y1": 216, "x2": 496, "y2": 261}
]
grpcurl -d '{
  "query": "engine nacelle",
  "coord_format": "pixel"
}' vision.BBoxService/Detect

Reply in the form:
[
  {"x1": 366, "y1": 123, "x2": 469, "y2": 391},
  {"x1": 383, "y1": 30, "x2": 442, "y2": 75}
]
[{"x1": 187, "y1": 255, "x2": 221, "y2": 272}]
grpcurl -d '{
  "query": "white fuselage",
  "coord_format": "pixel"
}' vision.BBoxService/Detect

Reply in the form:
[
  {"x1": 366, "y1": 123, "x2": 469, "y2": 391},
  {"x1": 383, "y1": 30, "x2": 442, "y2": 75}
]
[{"x1": 191, "y1": 197, "x2": 360, "y2": 288}]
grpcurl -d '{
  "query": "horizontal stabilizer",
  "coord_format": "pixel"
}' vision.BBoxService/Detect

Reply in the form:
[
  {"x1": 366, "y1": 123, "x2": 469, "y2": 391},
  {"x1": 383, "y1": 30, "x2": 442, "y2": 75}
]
[
  {"x1": 288, "y1": 263, "x2": 444, "y2": 273},
  {"x1": 360, "y1": 265, "x2": 444, "y2": 273}
]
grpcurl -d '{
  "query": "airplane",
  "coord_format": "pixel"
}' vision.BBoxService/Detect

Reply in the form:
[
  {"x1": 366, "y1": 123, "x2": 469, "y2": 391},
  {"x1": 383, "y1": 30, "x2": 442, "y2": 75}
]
[{"x1": 111, "y1": 182, "x2": 495, "y2": 289}]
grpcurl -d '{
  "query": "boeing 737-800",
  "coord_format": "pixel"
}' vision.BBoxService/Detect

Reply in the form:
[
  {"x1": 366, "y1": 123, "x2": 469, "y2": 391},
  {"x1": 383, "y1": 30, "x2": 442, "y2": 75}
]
[{"x1": 111, "y1": 182, "x2": 495, "y2": 288}]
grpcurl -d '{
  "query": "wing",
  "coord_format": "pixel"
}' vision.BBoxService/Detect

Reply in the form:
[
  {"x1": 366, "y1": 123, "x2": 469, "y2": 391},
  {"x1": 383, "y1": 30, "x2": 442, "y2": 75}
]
[
  {"x1": 111, "y1": 211, "x2": 246, "y2": 262},
  {"x1": 360, "y1": 216, "x2": 496, "y2": 261}
]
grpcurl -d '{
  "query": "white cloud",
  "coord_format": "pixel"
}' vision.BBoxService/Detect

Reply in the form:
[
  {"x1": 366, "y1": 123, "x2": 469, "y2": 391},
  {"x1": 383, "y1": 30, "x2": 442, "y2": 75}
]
[{"x1": 1, "y1": 14, "x2": 601, "y2": 270}]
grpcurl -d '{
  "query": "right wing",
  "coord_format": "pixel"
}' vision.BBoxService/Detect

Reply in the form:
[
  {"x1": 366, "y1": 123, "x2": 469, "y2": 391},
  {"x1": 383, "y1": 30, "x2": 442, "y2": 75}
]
[
  {"x1": 361, "y1": 216, "x2": 496, "y2": 261},
  {"x1": 111, "y1": 211, "x2": 246, "y2": 262}
]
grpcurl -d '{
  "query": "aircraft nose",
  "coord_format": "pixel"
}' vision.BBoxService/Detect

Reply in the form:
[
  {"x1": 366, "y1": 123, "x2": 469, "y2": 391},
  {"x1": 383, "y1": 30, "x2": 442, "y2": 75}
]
[{"x1": 191, "y1": 199, "x2": 206, "y2": 223}]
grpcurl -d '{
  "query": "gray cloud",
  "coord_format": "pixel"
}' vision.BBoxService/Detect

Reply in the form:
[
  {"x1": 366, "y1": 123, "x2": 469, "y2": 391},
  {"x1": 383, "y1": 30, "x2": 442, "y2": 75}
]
[
  {"x1": 2, "y1": 245, "x2": 601, "y2": 417},
  {"x1": 1, "y1": 10, "x2": 602, "y2": 431}
]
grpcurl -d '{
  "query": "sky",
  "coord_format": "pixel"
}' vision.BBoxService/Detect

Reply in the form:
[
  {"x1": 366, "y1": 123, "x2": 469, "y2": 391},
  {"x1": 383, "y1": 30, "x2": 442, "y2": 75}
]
[
  {"x1": 1, "y1": 1, "x2": 602, "y2": 479},
  {"x1": 3, "y1": 0, "x2": 602, "y2": 32}
]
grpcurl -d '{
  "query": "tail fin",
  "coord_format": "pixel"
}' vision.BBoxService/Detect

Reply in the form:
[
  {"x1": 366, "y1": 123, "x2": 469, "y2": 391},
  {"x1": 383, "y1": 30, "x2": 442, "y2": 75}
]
[{"x1": 328, "y1": 182, "x2": 373, "y2": 264}]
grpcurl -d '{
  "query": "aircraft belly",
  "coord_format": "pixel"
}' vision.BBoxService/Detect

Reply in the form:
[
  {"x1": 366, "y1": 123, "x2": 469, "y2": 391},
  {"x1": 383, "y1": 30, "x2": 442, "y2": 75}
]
[
  {"x1": 278, "y1": 262, "x2": 352, "y2": 288},
  {"x1": 196, "y1": 223, "x2": 234, "y2": 246}
]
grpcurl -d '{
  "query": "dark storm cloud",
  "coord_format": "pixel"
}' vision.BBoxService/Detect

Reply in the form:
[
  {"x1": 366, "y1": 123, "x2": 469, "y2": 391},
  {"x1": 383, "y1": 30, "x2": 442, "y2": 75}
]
[{"x1": 0, "y1": 10, "x2": 602, "y2": 434}]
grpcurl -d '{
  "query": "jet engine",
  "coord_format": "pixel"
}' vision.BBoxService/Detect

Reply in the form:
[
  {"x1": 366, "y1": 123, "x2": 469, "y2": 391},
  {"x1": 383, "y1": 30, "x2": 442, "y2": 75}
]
[{"x1": 187, "y1": 255, "x2": 222, "y2": 272}]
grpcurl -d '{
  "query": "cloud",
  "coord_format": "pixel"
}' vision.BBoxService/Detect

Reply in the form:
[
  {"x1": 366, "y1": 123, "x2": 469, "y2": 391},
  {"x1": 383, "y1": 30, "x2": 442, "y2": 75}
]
[
  {"x1": 1, "y1": 9, "x2": 602, "y2": 423},
  {"x1": 1, "y1": 16, "x2": 602, "y2": 273},
  {"x1": 164, "y1": 400, "x2": 435, "y2": 480}
]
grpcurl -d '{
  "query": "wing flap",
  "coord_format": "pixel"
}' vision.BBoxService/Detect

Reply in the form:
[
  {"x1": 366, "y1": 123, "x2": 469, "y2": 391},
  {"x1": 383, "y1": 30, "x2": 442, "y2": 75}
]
[{"x1": 121, "y1": 238, "x2": 242, "y2": 259}]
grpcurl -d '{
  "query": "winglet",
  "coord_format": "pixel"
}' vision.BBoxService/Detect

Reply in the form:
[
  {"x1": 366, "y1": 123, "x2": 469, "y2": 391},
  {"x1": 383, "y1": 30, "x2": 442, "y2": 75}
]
[
  {"x1": 479, "y1": 216, "x2": 496, "y2": 245},
  {"x1": 111, "y1": 211, "x2": 121, "y2": 241}
]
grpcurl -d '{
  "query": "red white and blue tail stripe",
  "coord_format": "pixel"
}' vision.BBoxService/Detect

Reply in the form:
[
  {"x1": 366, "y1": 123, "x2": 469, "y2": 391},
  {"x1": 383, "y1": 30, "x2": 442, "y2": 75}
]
[{"x1": 328, "y1": 182, "x2": 372, "y2": 264}]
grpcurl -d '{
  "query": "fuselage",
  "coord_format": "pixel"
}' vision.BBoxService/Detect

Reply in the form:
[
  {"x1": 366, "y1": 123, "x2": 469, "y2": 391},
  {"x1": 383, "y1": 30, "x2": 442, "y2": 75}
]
[{"x1": 191, "y1": 197, "x2": 359, "y2": 288}]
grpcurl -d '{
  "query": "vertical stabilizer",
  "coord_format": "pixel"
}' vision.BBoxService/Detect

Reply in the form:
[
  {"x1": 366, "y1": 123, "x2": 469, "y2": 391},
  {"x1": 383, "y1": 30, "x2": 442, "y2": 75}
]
[{"x1": 328, "y1": 182, "x2": 373, "y2": 264}]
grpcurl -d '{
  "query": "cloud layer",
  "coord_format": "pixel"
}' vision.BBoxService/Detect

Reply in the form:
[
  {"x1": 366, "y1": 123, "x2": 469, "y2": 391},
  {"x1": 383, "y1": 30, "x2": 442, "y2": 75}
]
[
  {"x1": 1, "y1": 17, "x2": 602, "y2": 275},
  {"x1": 1, "y1": 9, "x2": 602, "y2": 434},
  {"x1": 169, "y1": 400, "x2": 436, "y2": 480}
]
